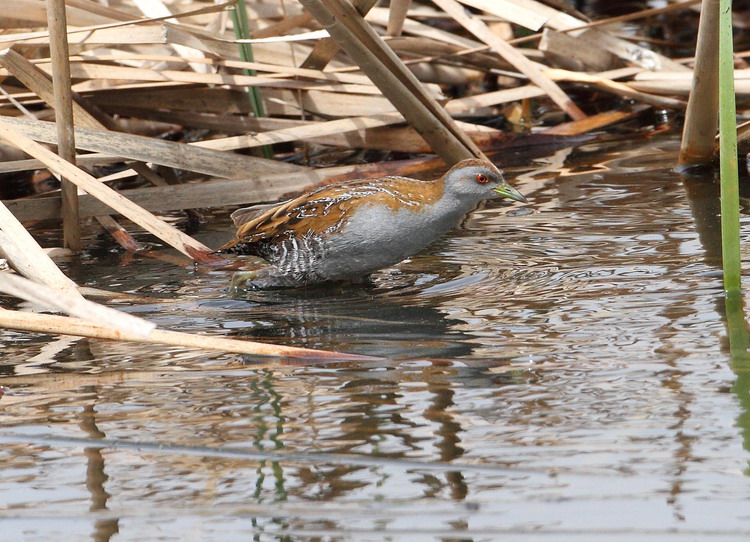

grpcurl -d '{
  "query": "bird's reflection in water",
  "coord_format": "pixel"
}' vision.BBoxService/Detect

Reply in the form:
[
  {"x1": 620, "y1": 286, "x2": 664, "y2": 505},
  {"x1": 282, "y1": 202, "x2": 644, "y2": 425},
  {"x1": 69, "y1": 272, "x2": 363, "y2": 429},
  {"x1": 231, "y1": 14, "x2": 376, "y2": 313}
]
[{"x1": 229, "y1": 279, "x2": 477, "y2": 361}]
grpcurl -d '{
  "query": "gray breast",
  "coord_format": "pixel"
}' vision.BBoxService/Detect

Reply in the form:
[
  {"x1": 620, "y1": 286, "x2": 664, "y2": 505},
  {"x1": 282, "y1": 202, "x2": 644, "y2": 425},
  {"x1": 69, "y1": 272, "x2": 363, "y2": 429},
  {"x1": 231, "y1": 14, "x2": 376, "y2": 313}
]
[
  {"x1": 311, "y1": 198, "x2": 469, "y2": 281},
  {"x1": 261, "y1": 191, "x2": 476, "y2": 285}
]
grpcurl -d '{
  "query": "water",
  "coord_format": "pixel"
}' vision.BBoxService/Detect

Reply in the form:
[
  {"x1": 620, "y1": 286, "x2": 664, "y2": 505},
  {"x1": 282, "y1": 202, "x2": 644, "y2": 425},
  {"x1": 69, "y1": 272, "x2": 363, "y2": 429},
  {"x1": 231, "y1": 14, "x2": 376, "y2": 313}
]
[{"x1": 2, "y1": 133, "x2": 750, "y2": 541}]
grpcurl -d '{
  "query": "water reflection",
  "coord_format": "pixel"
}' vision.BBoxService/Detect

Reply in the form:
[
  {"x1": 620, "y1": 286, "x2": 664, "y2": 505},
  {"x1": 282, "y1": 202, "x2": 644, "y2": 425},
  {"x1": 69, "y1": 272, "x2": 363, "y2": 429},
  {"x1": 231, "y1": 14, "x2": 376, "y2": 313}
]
[
  {"x1": 3, "y1": 134, "x2": 750, "y2": 539},
  {"x1": 230, "y1": 287, "x2": 477, "y2": 360},
  {"x1": 681, "y1": 170, "x2": 750, "y2": 475},
  {"x1": 721, "y1": 291, "x2": 750, "y2": 474},
  {"x1": 80, "y1": 404, "x2": 119, "y2": 541}
]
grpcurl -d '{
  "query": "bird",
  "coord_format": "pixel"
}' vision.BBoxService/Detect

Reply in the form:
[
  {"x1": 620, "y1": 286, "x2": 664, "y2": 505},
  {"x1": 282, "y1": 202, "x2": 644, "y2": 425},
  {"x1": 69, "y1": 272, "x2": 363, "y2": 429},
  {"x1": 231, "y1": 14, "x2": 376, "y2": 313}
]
[{"x1": 218, "y1": 158, "x2": 527, "y2": 288}]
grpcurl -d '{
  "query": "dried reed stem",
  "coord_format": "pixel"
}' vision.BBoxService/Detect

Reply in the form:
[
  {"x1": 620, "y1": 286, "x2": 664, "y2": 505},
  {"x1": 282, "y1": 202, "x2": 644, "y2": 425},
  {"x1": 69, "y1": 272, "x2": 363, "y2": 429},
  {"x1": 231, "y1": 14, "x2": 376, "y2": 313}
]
[
  {"x1": 679, "y1": 0, "x2": 720, "y2": 166},
  {"x1": 431, "y1": 0, "x2": 586, "y2": 121},
  {"x1": 387, "y1": 0, "x2": 412, "y2": 37},
  {"x1": 0, "y1": 48, "x2": 143, "y2": 251},
  {"x1": 301, "y1": 0, "x2": 483, "y2": 164},
  {"x1": 45, "y1": 0, "x2": 81, "y2": 251},
  {"x1": 0, "y1": 201, "x2": 81, "y2": 298},
  {"x1": 0, "y1": 117, "x2": 222, "y2": 263},
  {"x1": 0, "y1": 273, "x2": 154, "y2": 336},
  {"x1": 0, "y1": 307, "x2": 373, "y2": 360}
]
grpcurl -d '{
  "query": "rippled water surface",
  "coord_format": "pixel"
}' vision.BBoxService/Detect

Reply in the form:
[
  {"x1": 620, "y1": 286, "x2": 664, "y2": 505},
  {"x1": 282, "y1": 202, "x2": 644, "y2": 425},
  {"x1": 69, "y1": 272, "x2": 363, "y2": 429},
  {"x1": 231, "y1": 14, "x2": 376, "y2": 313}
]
[{"x1": 3, "y1": 133, "x2": 750, "y2": 541}]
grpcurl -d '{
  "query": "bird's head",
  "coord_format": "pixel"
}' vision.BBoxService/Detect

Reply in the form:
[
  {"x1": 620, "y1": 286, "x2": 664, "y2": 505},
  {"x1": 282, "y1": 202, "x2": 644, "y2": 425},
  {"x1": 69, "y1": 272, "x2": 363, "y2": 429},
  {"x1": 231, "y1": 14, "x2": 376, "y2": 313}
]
[{"x1": 442, "y1": 158, "x2": 527, "y2": 204}]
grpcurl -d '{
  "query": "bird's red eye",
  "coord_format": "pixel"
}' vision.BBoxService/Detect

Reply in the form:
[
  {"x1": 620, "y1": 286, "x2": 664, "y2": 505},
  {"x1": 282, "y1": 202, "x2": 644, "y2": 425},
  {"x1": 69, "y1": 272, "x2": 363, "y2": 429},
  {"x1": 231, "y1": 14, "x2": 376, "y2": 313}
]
[{"x1": 476, "y1": 173, "x2": 489, "y2": 184}]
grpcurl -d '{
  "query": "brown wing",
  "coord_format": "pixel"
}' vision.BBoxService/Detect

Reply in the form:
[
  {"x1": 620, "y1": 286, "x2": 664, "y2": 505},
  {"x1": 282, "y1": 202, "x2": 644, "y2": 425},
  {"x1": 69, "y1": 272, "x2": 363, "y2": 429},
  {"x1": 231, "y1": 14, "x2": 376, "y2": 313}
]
[
  {"x1": 229, "y1": 202, "x2": 282, "y2": 227},
  {"x1": 217, "y1": 176, "x2": 442, "y2": 254}
]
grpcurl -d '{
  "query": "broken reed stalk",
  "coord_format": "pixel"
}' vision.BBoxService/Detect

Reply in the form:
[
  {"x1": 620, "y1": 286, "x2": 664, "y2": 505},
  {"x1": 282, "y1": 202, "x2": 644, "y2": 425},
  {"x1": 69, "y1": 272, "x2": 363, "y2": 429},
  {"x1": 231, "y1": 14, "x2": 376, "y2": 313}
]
[
  {"x1": 45, "y1": 0, "x2": 81, "y2": 251},
  {"x1": 300, "y1": 0, "x2": 483, "y2": 165},
  {"x1": 507, "y1": 0, "x2": 688, "y2": 72},
  {"x1": 197, "y1": 112, "x2": 404, "y2": 150},
  {"x1": 546, "y1": 68, "x2": 687, "y2": 109},
  {"x1": 300, "y1": 0, "x2": 378, "y2": 70},
  {"x1": 386, "y1": 0, "x2": 411, "y2": 37},
  {"x1": 718, "y1": 0, "x2": 741, "y2": 294},
  {"x1": 231, "y1": 0, "x2": 272, "y2": 159},
  {"x1": 0, "y1": 117, "x2": 222, "y2": 264},
  {"x1": 0, "y1": 272, "x2": 154, "y2": 337},
  {"x1": 0, "y1": 200, "x2": 81, "y2": 298},
  {"x1": 0, "y1": 115, "x2": 306, "y2": 179},
  {"x1": 511, "y1": 0, "x2": 702, "y2": 45},
  {"x1": 430, "y1": 0, "x2": 587, "y2": 121},
  {"x1": 0, "y1": 48, "x2": 144, "y2": 252},
  {"x1": 0, "y1": 0, "x2": 238, "y2": 48},
  {"x1": 678, "y1": 0, "x2": 719, "y2": 166},
  {"x1": 0, "y1": 308, "x2": 372, "y2": 361}
]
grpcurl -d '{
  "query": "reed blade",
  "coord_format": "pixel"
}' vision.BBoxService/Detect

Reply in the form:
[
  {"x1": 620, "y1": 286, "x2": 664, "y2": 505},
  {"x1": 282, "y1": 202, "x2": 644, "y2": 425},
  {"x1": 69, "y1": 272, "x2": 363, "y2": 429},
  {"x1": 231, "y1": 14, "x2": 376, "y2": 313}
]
[{"x1": 719, "y1": 0, "x2": 741, "y2": 293}]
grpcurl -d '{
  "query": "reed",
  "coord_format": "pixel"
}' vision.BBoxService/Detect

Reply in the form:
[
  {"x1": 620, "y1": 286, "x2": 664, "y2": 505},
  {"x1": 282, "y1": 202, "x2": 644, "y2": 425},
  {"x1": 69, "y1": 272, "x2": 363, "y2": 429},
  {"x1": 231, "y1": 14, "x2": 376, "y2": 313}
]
[
  {"x1": 0, "y1": 0, "x2": 734, "y2": 360},
  {"x1": 0, "y1": 307, "x2": 374, "y2": 361},
  {"x1": 677, "y1": 0, "x2": 719, "y2": 166},
  {"x1": 45, "y1": 0, "x2": 81, "y2": 251},
  {"x1": 719, "y1": 0, "x2": 741, "y2": 293},
  {"x1": 231, "y1": 0, "x2": 273, "y2": 159}
]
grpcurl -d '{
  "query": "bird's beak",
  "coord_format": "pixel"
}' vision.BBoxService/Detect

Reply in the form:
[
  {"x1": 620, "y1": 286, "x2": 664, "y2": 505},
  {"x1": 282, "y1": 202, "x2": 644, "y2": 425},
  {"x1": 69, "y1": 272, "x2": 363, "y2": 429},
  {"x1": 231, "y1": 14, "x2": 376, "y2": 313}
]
[{"x1": 494, "y1": 183, "x2": 527, "y2": 203}]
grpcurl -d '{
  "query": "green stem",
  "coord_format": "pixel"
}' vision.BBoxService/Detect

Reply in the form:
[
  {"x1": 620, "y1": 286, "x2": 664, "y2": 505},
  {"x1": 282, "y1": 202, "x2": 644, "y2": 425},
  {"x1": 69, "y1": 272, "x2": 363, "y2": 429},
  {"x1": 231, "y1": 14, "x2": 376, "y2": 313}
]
[
  {"x1": 231, "y1": 0, "x2": 272, "y2": 159},
  {"x1": 719, "y1": 0, "x2": 741, "y2": 293}
]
